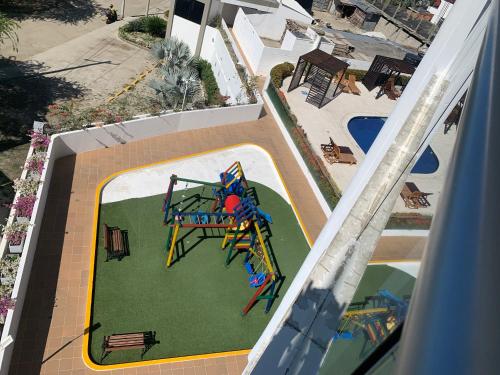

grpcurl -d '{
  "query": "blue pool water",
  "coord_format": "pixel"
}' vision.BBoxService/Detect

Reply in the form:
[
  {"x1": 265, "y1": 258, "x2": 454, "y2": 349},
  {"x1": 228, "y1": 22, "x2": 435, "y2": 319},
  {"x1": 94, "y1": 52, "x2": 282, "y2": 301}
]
[{"x1": 347, "y1": 116, "x2": 439, "y2": 174}]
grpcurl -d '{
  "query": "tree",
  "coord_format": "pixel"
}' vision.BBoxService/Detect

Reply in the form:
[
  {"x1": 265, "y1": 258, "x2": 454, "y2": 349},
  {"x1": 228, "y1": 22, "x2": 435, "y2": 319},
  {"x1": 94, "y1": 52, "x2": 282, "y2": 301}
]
[
  {"x1": 149, "y1": 37, "x2": 202, "y2": 110},
  {"x1": 0, "y1": 12, "x2": 19, "y2": 50}
]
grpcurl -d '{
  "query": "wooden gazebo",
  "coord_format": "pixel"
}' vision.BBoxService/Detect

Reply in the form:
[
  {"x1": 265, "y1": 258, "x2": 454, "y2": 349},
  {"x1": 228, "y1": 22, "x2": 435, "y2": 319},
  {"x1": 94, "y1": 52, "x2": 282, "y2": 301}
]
[
  {"x1": 362, "y1": 55, "x2": 416, "y2": 94},
  {"x1": 288, "y1": 49, "x2": 349, "y2": 108}
]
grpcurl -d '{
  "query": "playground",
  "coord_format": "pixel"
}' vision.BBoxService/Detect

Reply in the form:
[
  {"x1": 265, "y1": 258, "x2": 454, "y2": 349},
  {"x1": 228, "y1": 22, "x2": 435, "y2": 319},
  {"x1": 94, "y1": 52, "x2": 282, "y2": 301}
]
[
  {"x1": 87, "y1": 146, "x2": 311, "y2": 365},
  {"x1": 319, "y1": 264, "x2": 417, "y2": 374}
]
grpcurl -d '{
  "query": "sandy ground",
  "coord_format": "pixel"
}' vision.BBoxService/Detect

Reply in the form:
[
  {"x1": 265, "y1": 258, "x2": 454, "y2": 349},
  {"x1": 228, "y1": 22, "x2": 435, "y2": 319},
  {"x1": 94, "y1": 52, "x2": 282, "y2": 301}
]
[{"x1": 102, "y1": 145, "x2": 291, "y2": 204}]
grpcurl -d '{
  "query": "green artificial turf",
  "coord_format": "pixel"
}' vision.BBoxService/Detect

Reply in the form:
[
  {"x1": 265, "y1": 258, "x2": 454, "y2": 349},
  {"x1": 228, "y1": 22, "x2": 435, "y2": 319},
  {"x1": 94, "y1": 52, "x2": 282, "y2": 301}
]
[
  {"x1": 89, "y1": 181, "x2": 310, "y2": 365},
  {"x1": 319, "y1": 265, "x2": 416, "y2": 375}
]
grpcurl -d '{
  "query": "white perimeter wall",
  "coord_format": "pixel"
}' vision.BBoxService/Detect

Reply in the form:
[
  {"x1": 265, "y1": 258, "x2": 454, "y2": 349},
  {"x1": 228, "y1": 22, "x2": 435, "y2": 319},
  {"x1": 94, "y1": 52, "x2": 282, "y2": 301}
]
[
  {"x1": 170, "y1": 16, "x2": 247, "y2": 105},
  {"x1": 245, "y1": 0, "x2": 313, "y2": 41},
  {"x1": 170, "y1": 15, "x2": 200, "y2": 56},
  {"x1": 54, "y1": 105, "x2": 262, "y2": 157},
  {"x1": 233, "y1": 9, "x2": 330, "y2": 75},
  {"x1": 201, "y1": 25, "x2": 247, "y2": 104}
]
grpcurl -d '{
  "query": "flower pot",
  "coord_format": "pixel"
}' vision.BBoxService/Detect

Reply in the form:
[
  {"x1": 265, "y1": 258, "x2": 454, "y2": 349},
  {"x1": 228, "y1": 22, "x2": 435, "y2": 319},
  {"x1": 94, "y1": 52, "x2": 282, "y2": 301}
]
[
  {"x1": 8, "y1": 237, "x2": 25, "y2": 254},
  {"x1": 16, "y1": 216, "x2": 30, "y2": 224}
]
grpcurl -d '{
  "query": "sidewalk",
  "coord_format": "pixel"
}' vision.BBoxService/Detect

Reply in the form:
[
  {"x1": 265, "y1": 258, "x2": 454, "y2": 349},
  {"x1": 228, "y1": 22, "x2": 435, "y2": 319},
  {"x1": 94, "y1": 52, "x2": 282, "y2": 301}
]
[{"x1": 28, "y1": 19, "x2": 154, "y2": 105}]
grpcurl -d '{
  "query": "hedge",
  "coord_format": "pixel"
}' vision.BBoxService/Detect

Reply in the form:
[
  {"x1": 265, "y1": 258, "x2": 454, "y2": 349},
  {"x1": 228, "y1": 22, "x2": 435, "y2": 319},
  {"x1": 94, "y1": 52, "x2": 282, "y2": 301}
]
[
  {"x1": 122, "y1": 16, "x2": 167, "y2": 37},
  {"x1": 198, "y1": 59, "x2": 222, "y2": 106},
  {"x1": 270, "y1": 62, "x2": 294, "y2": 88}
]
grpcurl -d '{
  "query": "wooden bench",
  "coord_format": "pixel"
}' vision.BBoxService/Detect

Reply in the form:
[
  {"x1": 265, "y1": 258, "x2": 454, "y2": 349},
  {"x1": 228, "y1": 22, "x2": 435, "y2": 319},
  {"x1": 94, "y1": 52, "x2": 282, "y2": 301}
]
[
  {"x1": 400, "y1": 182, "x2": 431, "y2": 209},
  {"x1": 101, "y1": 331, "x2": 156, "y2": 362},
  {"x1": 104, "y1": 224, "x2": 127, "y2": 261},
  {"x1": 321, "y1": 137, "x2": 357, "y2": 165}
]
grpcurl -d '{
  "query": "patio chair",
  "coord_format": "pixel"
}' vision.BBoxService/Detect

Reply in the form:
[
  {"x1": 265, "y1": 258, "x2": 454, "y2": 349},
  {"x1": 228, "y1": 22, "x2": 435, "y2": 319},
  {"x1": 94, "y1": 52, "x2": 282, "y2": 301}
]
[
  {"x1": 400, "y1": 182, "x2": 432, "y2": 209},
  {"x1": 384, "y1": 78, "x2": 401, "y2": 100},
  {"x1": 348, "y1": 74, "x2": 361, "y2": 95},
  {"x1": 321, "y1": 137, "x2": 357, "y2": 165}
]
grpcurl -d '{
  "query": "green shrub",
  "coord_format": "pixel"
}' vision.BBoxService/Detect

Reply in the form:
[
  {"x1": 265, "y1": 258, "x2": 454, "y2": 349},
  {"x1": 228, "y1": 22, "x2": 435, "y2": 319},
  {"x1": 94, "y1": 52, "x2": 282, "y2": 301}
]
[
  {"x1": 198, "y1": 59, "x2": 222, "y2": 106},
  {"x1": 123, "y1": 16, "x2": 167, "y2": 37},
  {"x1": 270, "y1": 62, "x2": 294, "y2": 88},
  {"x1": 144, "y1": 16, "x2": 167, "y2": 37},
  {"x1": 123, "y1": 17, "x2": 147, "y2": 33},
  {"x1": 266, "y1": 83, "x2": 341, "y2": 209}
]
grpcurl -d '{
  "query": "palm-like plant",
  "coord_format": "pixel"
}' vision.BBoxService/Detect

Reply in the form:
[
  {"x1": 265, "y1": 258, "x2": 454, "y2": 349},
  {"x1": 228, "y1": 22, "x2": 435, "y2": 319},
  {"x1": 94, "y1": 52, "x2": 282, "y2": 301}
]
[
  {"x1": 151, "y1": 37, "x2": 197, "y2": 74},
  {"x1": 0, "y1": 12, "x2": 19, "y2": 50},
  {"x1": 150, "y1": 66, "x2": 201, "y2": 110},
  {"x1": 150, "y1": 37, "x2": 202, "y2": 110}
]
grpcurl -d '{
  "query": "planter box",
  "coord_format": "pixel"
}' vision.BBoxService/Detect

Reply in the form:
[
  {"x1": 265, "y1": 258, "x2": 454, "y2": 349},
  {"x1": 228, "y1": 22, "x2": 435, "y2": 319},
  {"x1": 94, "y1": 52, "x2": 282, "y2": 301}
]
[{"x1": 8, "y1": 238, "x2": 25, "y2": 254}]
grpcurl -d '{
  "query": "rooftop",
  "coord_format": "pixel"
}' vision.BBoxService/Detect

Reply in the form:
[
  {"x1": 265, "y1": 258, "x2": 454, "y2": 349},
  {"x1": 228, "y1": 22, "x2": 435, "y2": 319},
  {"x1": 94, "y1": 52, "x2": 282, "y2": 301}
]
[{"x1": 9, "y1": 111, "x2": 423, "y2": 374}]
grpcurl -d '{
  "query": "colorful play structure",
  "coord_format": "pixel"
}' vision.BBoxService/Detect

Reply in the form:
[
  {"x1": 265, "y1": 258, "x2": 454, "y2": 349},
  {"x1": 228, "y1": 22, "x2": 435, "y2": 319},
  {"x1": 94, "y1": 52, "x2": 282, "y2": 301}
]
[
  {"x1": 333, "y1": 289, "x2": 410, "y2": 345},
  {"x1": 162, "y1": 162, "x2": 279, "y2": 315}
]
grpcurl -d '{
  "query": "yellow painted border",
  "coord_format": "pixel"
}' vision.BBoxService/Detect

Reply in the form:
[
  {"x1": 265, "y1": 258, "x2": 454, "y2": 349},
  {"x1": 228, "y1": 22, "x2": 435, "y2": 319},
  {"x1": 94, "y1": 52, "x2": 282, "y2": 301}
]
[{"x1": 83, "y1": 143, "x2": 316, "y2": 371}]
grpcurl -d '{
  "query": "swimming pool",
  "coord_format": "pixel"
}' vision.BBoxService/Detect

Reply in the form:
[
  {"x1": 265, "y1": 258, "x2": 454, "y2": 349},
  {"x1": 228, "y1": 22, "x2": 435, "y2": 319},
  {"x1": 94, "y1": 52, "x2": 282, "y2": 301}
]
[{"x1": 347, "y1": 116, "x2": 439, "y2": 174}]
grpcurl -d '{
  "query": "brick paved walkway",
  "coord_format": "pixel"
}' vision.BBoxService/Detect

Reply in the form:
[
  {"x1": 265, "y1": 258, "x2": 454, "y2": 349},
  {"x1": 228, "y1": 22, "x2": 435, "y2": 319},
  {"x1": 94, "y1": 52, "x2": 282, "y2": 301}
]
[{"x1": 9, "y1": 111, "x2": 423, "y2": 374}]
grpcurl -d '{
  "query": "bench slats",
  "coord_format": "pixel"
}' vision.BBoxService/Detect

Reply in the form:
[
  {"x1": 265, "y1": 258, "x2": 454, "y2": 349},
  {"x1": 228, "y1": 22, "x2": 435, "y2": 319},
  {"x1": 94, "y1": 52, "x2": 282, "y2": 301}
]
[
  {"x1": 103, "y1": 224, "x2": 126, "y2": 261},
  {"x1": 108, "y1": 333, "x2": 144, "y2": 339},
  {"x1": 104, "y1": 333, "x2": 146, "y2": 351},
  {"x1": 108, "y1": 337, "x2": 144, "y2": 344}
]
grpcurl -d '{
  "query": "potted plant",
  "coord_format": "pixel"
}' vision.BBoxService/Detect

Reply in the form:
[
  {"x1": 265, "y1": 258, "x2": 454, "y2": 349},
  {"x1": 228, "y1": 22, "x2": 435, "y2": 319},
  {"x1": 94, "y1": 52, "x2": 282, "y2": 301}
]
[
  {"x1": 25, "y1": 152, "x2": 46, "y2": 177},
  {"x1": 1, "y1": 222, "x2": 29, "y2": 254},
  {"x1": 29, "y1": 130, "x2": 50, "y2": 151},
  {"x1": 11, "y1": 195, "x2": 36, "y2": 223},
  {"x1": 0, "y1": 256, "x2": 20, "y2": 286},
  {"x1": 13, "y1": 176, "x2": 40, "y2": 197},
  {"x1": 0, "y1": 295, "x2": 15, "y2": 325}
]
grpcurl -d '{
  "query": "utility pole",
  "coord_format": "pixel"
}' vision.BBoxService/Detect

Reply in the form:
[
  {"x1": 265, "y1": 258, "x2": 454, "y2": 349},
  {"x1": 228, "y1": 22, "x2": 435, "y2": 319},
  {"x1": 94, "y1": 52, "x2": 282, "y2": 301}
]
[
  {"x1": 145, "y1": 0, "x2": 151, "y2": 16},
  {"x1": 120, "y1": 0, "x2": 126, "y2": 19}
]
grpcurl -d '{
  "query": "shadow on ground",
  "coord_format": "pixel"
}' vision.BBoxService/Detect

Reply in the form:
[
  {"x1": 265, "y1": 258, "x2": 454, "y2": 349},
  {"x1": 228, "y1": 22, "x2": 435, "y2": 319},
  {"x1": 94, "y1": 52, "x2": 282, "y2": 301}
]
[
  {"x1": 0, "y1": 0, "x2": 104, "y2": 23},
  {"x1": 0, "y1": 58, "x2": 85, "y2": 150},
  {"x1": 8, "y1": 156, "x2": 76, "y2": 375}
]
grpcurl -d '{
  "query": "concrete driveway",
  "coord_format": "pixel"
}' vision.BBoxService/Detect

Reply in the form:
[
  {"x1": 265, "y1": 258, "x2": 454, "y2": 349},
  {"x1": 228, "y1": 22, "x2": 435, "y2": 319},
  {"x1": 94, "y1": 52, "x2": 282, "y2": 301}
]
[
  {"x1": 0, "y1": 0, "x2": 169, "y2": 59},
  {"x1": 28, "y1": 19, "x2": 155, "y2": 104}
]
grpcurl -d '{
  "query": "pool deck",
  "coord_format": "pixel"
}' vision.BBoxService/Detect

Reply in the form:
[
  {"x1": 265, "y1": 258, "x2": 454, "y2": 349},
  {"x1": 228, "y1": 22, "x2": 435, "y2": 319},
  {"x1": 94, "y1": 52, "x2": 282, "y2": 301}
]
[
  {"x1": 9, "y1": 108, "x2": 425, "y2": 375},
  {"x1": 282, "y1": 76, "x2": 458, "y2": 215}
]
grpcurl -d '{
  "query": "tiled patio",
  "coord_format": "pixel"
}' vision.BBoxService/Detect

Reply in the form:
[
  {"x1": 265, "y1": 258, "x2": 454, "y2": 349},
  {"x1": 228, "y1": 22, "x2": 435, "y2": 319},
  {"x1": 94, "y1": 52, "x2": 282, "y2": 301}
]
[{"x1": 8, "y1": 108, "x2": 424, "y2": 375}]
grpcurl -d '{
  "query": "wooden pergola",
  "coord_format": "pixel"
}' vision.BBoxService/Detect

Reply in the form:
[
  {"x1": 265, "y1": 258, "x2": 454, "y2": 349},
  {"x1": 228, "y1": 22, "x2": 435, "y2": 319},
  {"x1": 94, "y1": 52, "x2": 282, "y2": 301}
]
[
  {"x1": 288, "y1": 49, "x2": 349, "y2": 108},
  {"x1": 362, "y1": 55, "x2": 416, "y2": 93}
]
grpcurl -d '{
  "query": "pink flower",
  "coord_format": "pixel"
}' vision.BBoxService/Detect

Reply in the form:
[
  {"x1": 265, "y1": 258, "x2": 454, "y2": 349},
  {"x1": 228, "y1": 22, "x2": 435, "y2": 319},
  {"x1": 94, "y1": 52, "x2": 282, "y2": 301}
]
[
  {"x1": 29, "y1": 131, "x2": 50, "y2": 150},
  {"x1": 11, "y1": 195, "x2": 36, "y2": 218},
  {"x1": 0, "y1": 297, "x2": 15, "y2": 319}
]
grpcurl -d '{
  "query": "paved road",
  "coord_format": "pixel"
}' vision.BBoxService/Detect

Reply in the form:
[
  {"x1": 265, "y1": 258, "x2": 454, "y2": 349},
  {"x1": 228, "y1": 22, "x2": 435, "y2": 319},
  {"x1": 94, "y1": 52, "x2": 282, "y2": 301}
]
[{"x1": 0, "y1": 0, "x2": 169, "y2": 59}]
